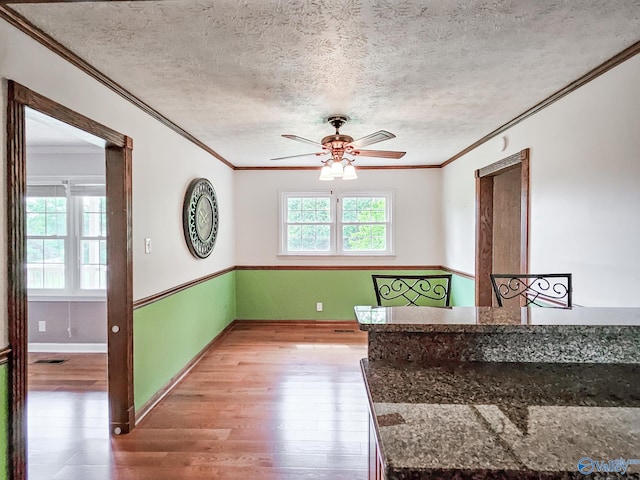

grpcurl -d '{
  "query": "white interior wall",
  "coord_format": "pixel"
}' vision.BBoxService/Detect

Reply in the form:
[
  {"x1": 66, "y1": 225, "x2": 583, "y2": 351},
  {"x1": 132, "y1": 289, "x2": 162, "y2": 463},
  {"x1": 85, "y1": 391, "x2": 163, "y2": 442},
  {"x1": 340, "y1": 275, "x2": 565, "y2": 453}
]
[
  {"x1": 26, "y1": 150, "x2": 105, "y2": 177},
  {"x1": 442, "y1": 54, "x2": 640, "y2": 306},
  {"x1": 0, "y1": 16, "x2": 236, "y2": 336},
  {"x1": 234, "y1": 168, "x2": 444, "y2": 267}
]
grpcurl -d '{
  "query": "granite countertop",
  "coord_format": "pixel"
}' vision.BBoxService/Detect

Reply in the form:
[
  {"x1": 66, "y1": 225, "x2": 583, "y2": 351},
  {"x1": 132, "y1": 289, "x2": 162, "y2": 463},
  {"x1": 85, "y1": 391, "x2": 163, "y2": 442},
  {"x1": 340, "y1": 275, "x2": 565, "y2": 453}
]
[
  {"x1": 362, "y1": 359, "x2": 640, "y2": 479},
  {"x1": 354, "y1": 305, "x2": 640, "y2": 333}
]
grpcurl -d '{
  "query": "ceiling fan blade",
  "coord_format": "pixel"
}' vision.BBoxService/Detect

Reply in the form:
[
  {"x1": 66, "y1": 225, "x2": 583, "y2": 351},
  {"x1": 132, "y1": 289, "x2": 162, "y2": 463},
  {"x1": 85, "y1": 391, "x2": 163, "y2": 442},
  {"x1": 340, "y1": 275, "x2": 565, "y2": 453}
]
[
  {"x1": 282, "y1": 134, "x2": 323, "y2": 147},
  {"x1": 353, "y1": 149, "x2": 406, "y2": 159},
  {"x1": 270, "y1": 152, "x2": 324, "y2": 161},
  {"x1": 348, "y1": 130, "x2": 396, "y2": 148}
]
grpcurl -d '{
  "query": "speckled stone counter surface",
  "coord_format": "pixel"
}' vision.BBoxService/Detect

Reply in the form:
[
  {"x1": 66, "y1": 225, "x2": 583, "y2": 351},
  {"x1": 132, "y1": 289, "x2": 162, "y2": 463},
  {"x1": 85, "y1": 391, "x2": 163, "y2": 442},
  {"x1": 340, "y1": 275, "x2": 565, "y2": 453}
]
[
  {"x1": 355, "y1": 306, "x2": 640, "y2": 363},
  {"x1": 362, "y1": 359, "x2": 640, "y2": 479}
]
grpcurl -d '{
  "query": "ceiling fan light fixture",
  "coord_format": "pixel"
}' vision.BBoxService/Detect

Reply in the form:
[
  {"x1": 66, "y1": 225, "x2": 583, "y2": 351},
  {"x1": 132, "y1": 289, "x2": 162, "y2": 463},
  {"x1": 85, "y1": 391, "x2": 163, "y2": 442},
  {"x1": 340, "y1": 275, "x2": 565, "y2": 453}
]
[
  {"x1": 330, "y1": 159, "x2": 344, "y2": 177},
  {"x1": 342, "y1": 163, "x2": 357, "y2": 180},
  {"x1": 319, "y1": 164, "x2": 334, "y2": 181}
]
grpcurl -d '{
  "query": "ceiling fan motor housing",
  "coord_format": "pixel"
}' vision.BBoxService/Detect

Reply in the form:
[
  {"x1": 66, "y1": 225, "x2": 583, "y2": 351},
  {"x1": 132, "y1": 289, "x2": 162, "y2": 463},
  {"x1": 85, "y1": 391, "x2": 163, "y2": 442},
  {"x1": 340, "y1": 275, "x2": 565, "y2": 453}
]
[{"x1": 326, "y1": 114, "x2": 349, "y2": 132}]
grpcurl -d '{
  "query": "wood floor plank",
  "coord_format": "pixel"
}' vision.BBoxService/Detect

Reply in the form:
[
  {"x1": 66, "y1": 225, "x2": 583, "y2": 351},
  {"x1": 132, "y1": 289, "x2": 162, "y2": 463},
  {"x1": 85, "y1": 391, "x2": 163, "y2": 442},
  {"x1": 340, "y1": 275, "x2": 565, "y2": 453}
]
[{"x1": 27, "y1": 322, "x2": 369, "y2": 479}]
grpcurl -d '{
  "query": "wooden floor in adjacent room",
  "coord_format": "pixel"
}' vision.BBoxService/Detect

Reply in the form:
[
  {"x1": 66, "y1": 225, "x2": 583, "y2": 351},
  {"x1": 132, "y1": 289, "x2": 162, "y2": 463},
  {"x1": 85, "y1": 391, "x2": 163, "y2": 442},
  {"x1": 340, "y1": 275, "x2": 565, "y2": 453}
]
[{"x1": 27, "y1": 322, "x2": 369, "y2": 480}]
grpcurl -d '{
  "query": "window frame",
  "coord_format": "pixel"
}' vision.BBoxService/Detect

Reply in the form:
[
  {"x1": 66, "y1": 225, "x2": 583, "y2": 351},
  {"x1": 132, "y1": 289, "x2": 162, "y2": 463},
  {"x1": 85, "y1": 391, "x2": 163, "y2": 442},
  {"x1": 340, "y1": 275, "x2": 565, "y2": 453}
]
[
  {"x1": 279, "y1": 190, "x2": 394, "y2": 257},
  {"x1": 337, "y1": 192, "x2": 393, "y2": 256},
  {"x1": 26, "y1": 177, "x2": 107, "y2": 300},
  {"x1": 279, "y1": 191, "x2": 336, "y2": 256}
]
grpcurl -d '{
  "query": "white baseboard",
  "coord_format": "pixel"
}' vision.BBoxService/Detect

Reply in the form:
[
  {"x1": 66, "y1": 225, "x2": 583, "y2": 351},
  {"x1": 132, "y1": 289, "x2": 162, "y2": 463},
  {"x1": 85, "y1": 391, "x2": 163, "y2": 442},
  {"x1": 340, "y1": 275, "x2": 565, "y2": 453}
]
[{"x1": 28, "y1": 343, "x2": 107, "y2": 353}]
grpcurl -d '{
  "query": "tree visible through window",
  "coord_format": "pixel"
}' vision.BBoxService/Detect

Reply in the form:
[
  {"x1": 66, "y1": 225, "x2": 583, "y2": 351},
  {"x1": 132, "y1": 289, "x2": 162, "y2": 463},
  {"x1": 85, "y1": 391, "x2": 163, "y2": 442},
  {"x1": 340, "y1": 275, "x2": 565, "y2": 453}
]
[
  {"x1": 285, "y1": 195, "x2": 332, "y2": 253},
  {"x1": 26, "y1": 196, "x2": 67, "y2": 289},
  {"x1": 341, "y1": 196, "x2": 388, "y2": 252},
  {"x1": 281, "y1": 192, "x2": 392, "y2": 255},
  {"x1": 26, "y1": 182, "x2": 107, "y2": 295}
]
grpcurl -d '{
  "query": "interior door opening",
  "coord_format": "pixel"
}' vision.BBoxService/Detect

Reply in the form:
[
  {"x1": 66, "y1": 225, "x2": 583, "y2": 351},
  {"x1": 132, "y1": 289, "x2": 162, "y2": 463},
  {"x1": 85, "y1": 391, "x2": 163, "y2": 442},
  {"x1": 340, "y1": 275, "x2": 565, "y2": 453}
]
[
  {"x1": 7, "y1": 81, "x2": 134, "y2": 480},
  {"x1": 475, "y1": 149, "x2": 530, "y2": 306}
]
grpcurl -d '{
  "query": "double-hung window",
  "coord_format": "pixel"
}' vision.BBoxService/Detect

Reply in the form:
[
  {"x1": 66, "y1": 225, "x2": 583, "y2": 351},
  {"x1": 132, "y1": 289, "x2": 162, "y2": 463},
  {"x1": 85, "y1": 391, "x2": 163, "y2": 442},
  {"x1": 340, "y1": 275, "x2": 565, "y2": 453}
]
[
  {"x1": 280, "y1": 191, "x2": 392, "y2": 255},
  {"x1": 26, "y1": 180, "x2": 107, "y2": 297}
]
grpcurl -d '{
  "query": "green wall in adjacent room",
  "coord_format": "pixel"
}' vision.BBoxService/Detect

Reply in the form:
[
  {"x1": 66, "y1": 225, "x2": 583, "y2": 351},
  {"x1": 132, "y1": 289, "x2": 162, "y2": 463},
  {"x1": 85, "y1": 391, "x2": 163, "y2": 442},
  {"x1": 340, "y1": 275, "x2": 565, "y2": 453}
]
[
  {"x1": 236, "y1": 269, "x2": 474, "y2": 320},
  {"x1": 133, "y1": 271, "x2": 236, "y2": 411},
  {"x1": 450, "y1": 273, "x2": 475, "y2": 306},
  {"x1": 0, "y1": 365, "x2": 7, "y2": 480}
]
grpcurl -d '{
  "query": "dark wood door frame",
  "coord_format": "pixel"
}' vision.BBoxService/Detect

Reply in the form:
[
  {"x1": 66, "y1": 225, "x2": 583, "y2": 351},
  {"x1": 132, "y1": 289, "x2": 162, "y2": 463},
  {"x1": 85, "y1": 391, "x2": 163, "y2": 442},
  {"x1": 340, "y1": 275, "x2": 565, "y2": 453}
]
[
  {"x1": 6, "y1": 80, "x2": 134, "y2": 480},
  {"x1": 475, "y1": 148, "x2": 530, "y2": 306}
]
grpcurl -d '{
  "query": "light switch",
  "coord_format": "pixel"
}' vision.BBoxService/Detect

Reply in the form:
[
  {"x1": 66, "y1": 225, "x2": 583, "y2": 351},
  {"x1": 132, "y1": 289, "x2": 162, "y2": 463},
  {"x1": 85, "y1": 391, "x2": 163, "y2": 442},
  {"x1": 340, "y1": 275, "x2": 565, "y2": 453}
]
[{"x1": 145, "y1": 238, "x2": 152, "y2": 254}]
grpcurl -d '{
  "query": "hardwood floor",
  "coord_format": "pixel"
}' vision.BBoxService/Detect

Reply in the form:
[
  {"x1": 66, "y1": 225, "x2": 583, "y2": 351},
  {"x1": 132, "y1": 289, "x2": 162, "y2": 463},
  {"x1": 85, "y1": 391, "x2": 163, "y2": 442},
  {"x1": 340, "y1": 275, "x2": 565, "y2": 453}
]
[{"x1": 26, "y1": 322, "x2": 369, "y2": 480}]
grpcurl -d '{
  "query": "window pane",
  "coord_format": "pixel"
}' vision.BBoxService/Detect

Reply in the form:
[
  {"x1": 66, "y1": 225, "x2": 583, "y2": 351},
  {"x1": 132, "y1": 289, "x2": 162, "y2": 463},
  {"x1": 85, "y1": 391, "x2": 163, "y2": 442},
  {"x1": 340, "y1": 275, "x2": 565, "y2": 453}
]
[
  {"x1": 43, "y1": 239, "x2": 64, "y2": 263},
  {"x1": 83, "y1": 213, "x2": 103, "y2": 237},
  {"x1": 100, "y1": 240, "x2": 107, "y2": 264},
  {"x1": 288, "y1": 224, "x2": 330, "y2": 252},
  {"x1": 46, "y1": 213, "x2": 66, "y2": 236},
  {"x1": 26, "y1": 265, "x2": 43, "y2": 289},
  {"x1": 80, "y1": 239, "x2": 107, "y2": 290},
  {"x1": 82, "y1": 240, "x2": 100, "y2": 264},
  {"x1": 27, "y1": 239, "x2": 44, "y2": 263},
  {"x1": 26, "y1": 197, "x2": 46, "y2": 213},
  {"x1": 342, "y1": 209, "x2": 357, "y2": 222},
  {"x1": 288, "y1": 198, "x2": 301, "y2": 211},
  {"x1": 316, "y1": 198, "x2": 329, "y2": 210},
  {"x1": 82, "y1": 197, "x2": 106, "y2": 236},
  {"x1": 288, "y1": 210, "x2": 302, "y2": 222},
  {"x1": 342, "y1": 196, "x2": 387, "y2": 223},
  {"x1": 287, "y1": 225, "x2": 302, "y2": 251},
  {"x1": 80, "y1": 265, "x2": 106, "y2": 290},
  {"x1": 302, "y1": 198, "x2": 316, "y2": 210},
  {"x1": 342, "y1": 197, "x2": 357, "y2": 210},
  {"x1": 302, "y1": 209, "x2": 317, "y2": 222},
  {"x1": 26, "y1": 213, "x2": 46, "y2": 236},
  {"x1": 43, "y1": 264, "x2": 65, "y2": 289},
  {"x1": 343, "y1": 225, "x2": 386, "y2": 251}
]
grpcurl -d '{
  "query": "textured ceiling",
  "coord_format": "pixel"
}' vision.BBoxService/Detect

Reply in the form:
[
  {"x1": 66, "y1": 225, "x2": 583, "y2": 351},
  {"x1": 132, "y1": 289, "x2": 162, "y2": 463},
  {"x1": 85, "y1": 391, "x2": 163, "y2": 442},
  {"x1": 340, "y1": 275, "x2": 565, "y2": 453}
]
[{"x1": 9, "y1": 0, "x2": 640, "y2": 167}]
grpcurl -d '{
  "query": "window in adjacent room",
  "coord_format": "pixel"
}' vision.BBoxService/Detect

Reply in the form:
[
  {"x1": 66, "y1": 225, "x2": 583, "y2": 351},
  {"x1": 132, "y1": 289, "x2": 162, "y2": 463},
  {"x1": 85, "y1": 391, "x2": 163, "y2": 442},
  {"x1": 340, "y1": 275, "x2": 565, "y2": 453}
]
[
  {"x1": 26, "y1": 181, "x2": 107, "y2": 296},
  {"x1": 280, "y1": 191, "x2": 392, "y2": 255}
]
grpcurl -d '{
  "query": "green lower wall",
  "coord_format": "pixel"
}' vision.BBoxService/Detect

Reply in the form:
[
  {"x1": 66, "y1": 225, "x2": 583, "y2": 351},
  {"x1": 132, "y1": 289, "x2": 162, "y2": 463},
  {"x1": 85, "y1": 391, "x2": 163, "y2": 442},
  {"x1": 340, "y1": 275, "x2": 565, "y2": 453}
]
[
  {"x1": 0, "y1": 365, "x2": 6, "y2": 480},
  {"x1": 133, "y1": 271, "x2": 236, "y2": 411},
  {"x1": 450, "y1": 273, "x2": 475, "y2": 306},
  {"x1": 236, "y1": 269, "x2": 476, "y2": 320}
]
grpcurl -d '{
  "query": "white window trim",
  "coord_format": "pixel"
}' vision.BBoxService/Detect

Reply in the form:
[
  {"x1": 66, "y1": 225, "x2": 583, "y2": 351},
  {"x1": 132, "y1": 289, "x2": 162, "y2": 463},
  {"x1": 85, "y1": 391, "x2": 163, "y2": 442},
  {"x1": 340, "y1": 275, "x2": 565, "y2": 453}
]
[
  {"x1": 26, "y1": 176, "x2": 107, "y2": 299},
  {"x1": 279, "y1": 190, "x2": 394, "y2": 257}
]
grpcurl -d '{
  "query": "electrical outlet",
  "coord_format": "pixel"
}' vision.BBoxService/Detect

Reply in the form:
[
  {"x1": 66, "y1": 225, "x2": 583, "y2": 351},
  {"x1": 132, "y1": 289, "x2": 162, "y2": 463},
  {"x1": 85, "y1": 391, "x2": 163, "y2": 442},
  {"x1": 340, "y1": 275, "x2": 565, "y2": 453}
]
[
  {"x1": 145, "y1": 238, "x2": 152, "y2": 254},
  {"x1": 316, "y1": 302, "x2": 323, "y2": 312},
  {"x1": 38, "y1": 321, "x2": 46, "y2": 332}
]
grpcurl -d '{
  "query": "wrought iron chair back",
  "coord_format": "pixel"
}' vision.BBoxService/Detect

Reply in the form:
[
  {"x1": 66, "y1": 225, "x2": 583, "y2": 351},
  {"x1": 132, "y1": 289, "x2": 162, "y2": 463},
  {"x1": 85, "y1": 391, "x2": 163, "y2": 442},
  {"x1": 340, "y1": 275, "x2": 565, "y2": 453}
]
[
  {"x1": 490, "y1": 273, "x2": 572, "y2": 308},
  {"x1": 372, "y1": 274, "x2": 452, "y2": 307}
]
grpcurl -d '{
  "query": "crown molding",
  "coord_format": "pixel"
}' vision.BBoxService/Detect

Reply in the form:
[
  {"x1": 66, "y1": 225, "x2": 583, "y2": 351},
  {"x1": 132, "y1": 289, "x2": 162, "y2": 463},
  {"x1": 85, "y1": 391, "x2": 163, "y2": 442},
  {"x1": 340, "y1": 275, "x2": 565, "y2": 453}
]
[{"x1": 0, "y1": 5, "x2": 234, "y2": 169}]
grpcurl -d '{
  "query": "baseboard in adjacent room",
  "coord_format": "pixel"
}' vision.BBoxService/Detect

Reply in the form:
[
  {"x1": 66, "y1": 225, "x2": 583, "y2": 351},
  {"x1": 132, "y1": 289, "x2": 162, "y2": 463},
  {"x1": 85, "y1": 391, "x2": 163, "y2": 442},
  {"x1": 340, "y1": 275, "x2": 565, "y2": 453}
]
[{"x1": 28, "y1": 343, "x2": 108, "y2": 353}]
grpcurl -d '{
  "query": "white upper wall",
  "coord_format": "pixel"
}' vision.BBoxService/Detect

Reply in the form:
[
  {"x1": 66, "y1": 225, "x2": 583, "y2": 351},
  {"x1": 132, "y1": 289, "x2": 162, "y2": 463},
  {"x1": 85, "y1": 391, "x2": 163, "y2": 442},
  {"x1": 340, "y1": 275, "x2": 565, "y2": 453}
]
[
  {"x1": 442, "y1": 54, "x2": 640, "y2": 306},
  {"x1": 0, "y1": 17, "x2": 236, "y2": 332},
  {"x1": 234, "y1": 168, "x2": 444, "y2": 267}
]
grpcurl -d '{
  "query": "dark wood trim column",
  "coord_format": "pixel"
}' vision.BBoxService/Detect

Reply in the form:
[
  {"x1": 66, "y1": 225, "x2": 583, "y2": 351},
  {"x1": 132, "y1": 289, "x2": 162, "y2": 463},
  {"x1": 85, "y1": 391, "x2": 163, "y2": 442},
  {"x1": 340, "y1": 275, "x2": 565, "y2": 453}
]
[
  {"x1": 106, "y1": 139, "x2": 135, "y2": 434},
  {"x1": 475, "y1": 172, "x2": 494, "y2": 306},
  {"x1": 6, "y1": 79, "x2": 28, "y2": 480}
]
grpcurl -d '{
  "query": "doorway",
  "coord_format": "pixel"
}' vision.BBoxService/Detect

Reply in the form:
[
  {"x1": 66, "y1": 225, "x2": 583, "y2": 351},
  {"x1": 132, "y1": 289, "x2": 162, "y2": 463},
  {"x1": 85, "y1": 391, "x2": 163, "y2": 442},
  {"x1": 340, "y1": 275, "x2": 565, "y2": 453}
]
[
  {"x1": 6, "y1": 81, "x2": 134, "y2": 480},
  {"x1": 475, "y1": 148, "x2": 530, "y2": 306}
]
